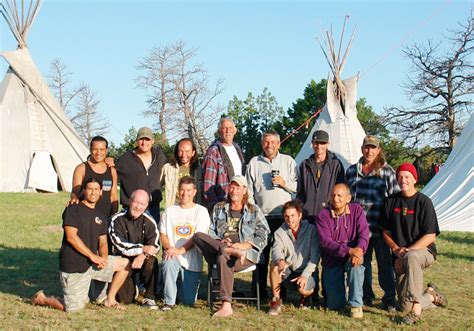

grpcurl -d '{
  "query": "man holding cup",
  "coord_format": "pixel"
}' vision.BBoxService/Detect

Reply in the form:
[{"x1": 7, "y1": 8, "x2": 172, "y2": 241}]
[{"x1": 246, "y1": 130, "x2": 298, "y2": 299}]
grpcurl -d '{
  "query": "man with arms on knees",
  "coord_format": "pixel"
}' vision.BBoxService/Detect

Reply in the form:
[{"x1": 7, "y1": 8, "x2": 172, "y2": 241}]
[
  {"x1": 161, "y1": 138, "x2": 202, "y2": 208},
  {"x1": 115, "y1": 127, "x2": 166, "y2": 221},
  {"x1": 109, "y1": 189, "x2": 160, "y2": 309},
  {"x1": 69, "y1": 136, "x2": 118, "y2": 217},
  {"x1": 268, "y1": 201, "x2": 320, "y2": 315},
  {"x1": 316, "y1": 183, "x2": 370, "y2": 318},
  {"x1": 32, "y1": 178, "x2": 130, "y2": 312},
  {"x1": 160, "y1": 176, "x2": 211, "y2": 310},
  {"x1": 192, "y1": 175, "x2": 270, "y2": 317},
  {"x1": 246, "y1": 130, "x2": 298, "y2": 299},
  {"x1": 202, "y1": 118, "x2": 245, "y2": 211},
  {"x1": 381, "y1": 163, "x2": 447, "y2": 325}
]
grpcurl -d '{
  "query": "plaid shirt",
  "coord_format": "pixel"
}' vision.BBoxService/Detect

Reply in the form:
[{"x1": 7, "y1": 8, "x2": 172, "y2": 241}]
[
  {"x1": 202, "y1": 140, "x2": 245, "y2": 210},
  {"x1": 346, "y1": 158, "x2": 400, "y2": 230}
]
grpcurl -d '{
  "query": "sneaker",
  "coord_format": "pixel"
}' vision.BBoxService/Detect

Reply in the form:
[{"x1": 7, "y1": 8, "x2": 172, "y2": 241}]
[
  {"x1": 299, "y1": 296, "x2": 311, "y2": 310},
  {"x1": 350, "y1": 306, "x2": 363, "y2": 319},
  {"x1": 162, "y1": 303, "x2": 175, "y2": 311},
  {"x1": 383, "y1": 300, "x2": 397, "y2": 313},
  {"x1": 426, "y1": 282, "x2": 448, "y2": 307},
  {"x1": 268, "y1": 297, "x2": 282, "y2": 316},
  {"x1": 142, "y1": 298, "x2": 158, "y2": 310}
]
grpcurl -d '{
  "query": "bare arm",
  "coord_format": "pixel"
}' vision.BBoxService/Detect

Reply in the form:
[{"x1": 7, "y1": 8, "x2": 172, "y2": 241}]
[
  {"x1": 98, "y1": 235, "x2": 108, "y2": 258},
  {"x1": 408, "y1": 233, "x2": 436, "y2": 251},
  {"x1": 110, "y1": 167, "x2": 119, "y2": 214},
  {"x1": 69, "y1": 164, "x2": 85, "y2": 205}
]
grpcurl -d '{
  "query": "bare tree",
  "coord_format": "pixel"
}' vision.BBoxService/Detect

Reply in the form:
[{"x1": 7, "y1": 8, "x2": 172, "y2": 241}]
[
  {"x1": 73, "y1": 84, "x2": 109, "y2": 145},
  {"x1": 136, "y1": 45, "x2": 180, "y2": 142},
  {"x1": 47, "y1": 58, "x2": 85, "y2": 116},
  {"x1": 383, "y1": 13, "x2": 473, "y2": 152},
  {"x1": 137, "y1": 41, "x2": 224, "y2": 154},
  {"x1": 171, "y1": 41, "x2": 224, "y2": 154}
]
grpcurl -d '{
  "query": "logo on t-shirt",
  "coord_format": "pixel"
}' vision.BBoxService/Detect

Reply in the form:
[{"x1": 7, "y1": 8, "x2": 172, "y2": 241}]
[
  {"x1": 102, "y1": 180, "x2": 112, "y2": 192},
  {"x1": 394, "y1": 207, "x2": 414, "y2": 216},
  {"x1": 95, "y1": 217, "x2": 103, "y2": 225},
  {"x1": 175, "y1": 224, "x2": 194, "y2": 238}
]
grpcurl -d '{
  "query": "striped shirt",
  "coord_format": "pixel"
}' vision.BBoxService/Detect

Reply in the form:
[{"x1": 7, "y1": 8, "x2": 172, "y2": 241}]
[{"x1": 346, "y1": 158, "x2": 400, "y2": 229}]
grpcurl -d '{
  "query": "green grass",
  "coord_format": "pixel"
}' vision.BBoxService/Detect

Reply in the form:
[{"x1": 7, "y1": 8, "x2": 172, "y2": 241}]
[{"x1": 0, "y1": 193, "x2": 473, "y2": 329}]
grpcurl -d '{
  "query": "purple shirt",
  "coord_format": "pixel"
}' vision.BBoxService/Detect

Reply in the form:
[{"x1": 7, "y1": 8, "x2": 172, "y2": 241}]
[{"x1": 316, "y1": 203, "x2": 370, "y2": 267}]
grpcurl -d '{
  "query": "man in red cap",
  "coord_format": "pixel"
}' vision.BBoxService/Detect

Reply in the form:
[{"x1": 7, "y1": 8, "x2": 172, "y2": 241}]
[{"x1": 380, "y1": 162, "x2": 447, "y2": 325}]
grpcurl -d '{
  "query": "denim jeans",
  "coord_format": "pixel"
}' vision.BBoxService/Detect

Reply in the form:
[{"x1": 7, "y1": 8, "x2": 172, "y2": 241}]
[
  {"x1": 162, "y1": 257, "x2": 201, "y2": 306},
  {"x1": 363, "y1": 234, "x2": 396, "y2": 304},
  {"x1": 323, "y1": 261, "x2": 365, "y2": 310}
]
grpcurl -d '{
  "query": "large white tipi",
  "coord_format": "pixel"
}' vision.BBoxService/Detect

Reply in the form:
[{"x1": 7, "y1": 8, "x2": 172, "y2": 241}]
[
  {"x1": 422, "y1": 115, "x2": 474, "y2": 232},
  {"x1": 0, "y1": 0, "x2": 88, "y2": 192},
  {"x1": 295, "y1": 22, "x2": 366, "y2": 169}
]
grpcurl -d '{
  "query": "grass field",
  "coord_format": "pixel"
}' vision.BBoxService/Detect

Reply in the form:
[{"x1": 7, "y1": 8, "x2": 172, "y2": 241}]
[{"x1": 0, "y1": 192, "x2": 473, "y2": 330}]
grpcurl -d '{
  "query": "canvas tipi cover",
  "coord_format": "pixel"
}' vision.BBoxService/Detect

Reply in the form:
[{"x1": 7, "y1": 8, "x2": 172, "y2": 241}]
[
  {"x1": 422, "y1": 115, "x2": 474, "y2": 232},
  {"x1": 294, "y1": 76, "x2": 366, "y2": 169},
  {"x1": 0, "y1": 1, "x2": 88, "y2": 192}
]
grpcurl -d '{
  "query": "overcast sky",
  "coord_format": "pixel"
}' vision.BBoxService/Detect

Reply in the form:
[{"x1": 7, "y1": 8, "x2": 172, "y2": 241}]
[{"x1": 1, "y1": 0, "x2": 471, "y2": 144}]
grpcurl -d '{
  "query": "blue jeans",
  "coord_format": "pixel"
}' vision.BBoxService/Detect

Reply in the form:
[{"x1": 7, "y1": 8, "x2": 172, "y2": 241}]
[
  {"x1": 323, "y1": 261, "x2": 365, "y2": 310},
  {"x1": 363, "y1": 234, "x2": 396, "y2": 304},
  {"x1": 162, "y1": 258, "x2": 201, "y2": 306}
]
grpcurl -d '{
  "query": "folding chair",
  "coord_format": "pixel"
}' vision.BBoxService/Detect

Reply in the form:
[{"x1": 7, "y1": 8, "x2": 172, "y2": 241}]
[{"x1": 207, "y1": 263, "x2": 261, "y2": 311}]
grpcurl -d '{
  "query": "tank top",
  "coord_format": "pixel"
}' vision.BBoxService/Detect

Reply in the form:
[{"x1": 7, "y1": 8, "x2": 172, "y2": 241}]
[{"x1": 82, "y1": 161, "x2": 113, "y2": 216}]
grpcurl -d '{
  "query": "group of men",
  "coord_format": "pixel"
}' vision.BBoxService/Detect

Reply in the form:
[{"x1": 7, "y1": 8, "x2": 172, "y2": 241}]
[{"x1": 32, "y1": 118, "x2": 447, "y2": 324}]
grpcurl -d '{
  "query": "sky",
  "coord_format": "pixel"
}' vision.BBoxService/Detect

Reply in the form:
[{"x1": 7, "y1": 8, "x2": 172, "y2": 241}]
[{"x1": 0, "y1": 0, "x2": 472, "y2": 145}]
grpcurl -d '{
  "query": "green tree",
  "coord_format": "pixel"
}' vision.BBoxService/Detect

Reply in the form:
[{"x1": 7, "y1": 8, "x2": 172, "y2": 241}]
[
  {"x1": 277, "y1": 79, "x2": 326, "y2": 157},
  {"x1": 225, "y1": 88, "x2": 284, "y2": 160}
]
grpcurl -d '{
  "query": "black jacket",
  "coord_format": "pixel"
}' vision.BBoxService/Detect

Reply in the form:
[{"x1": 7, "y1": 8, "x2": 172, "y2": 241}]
[
  {"x1": 296, "y1": 151, "x2": 345, "y2": 222},
  {"x1": 116, "y1": 147, "x2": 166, "y2": 208},
  {"x1": 109, "y1": 210, "x2": 160, "y2": 257}
]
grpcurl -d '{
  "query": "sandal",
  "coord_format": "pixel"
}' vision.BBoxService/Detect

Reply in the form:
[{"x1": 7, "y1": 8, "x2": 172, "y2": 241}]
[
  {"x1": 426, "y1": 282, "x2": 448, "y2": 307},
  {"x1": 400, "y1": 311, "x2": 421, "y2": 325}
]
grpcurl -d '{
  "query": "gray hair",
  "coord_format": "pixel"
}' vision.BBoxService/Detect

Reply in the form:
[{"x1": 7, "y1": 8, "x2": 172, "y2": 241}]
[
  {"x1": 218, "y1": 117, "x2": 236, "y2": 129},
  {"x1": 261, "y1": 130, "x2": 280, "y2": 142}
]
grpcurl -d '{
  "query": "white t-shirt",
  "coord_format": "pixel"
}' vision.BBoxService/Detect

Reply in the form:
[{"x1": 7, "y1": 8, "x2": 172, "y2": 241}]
[
  {"x1": 159, "y1": 204, "x2": 210, "y2": 272},
  {"x1": 223, "y1": 144, "x2": 242, "y2": 176}
]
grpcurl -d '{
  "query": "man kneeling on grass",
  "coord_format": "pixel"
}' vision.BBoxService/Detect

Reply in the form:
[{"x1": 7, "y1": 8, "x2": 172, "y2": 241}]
[
  {"x1": 31, "y1": 178, "x2": 130, "y2": 312},
  {"x1": 268, "y1": 200, "x2": 320, "y2": 315},
  {"x1": 315, "y1": 183, "x2": 370, "y2": 318},
  {"x1": 381, "y1": 163, "x2": 447, "y2": 325}
]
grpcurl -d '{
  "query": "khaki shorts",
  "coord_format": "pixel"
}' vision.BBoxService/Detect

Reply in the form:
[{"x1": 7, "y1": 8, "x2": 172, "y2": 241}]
[{"x1": 60, "y1": 256, "x2": 118, "y2": 312}]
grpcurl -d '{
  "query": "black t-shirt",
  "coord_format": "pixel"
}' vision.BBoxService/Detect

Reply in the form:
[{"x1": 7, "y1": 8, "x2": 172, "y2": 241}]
[
  {"x1": 381, "y1": 192, "x2": 440, "y2": 254},
  {"x1": 59, "y1": 203, "x2": 108, "y2": 273}
]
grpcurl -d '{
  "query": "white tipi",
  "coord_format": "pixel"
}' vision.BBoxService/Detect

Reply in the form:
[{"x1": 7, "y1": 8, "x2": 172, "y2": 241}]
[
  {"x1": 0, "y1": 0, "x2": 88, "y2": 192},
  {"x1": 422, "y1": 115, "x2": 474, "y2": 232},
  {"x1": 295, "y1": 21, "x2": 366, "y2": 169}
]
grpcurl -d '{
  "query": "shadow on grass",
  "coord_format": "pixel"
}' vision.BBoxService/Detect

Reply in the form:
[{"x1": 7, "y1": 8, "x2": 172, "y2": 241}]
[
  {"x1": 437, "y1": 251, "x2": 474, "y2": 262},
  {"x1": 0, "y1": 244, "x2": 61, "y2": 299},
  {"x1": 439, "y1": 232, "x2": 474, "y2": 246}
]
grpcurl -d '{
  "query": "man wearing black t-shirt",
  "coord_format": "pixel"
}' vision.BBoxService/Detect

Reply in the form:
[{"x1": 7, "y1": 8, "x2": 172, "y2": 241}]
[
  {"x1": 381, "y1": 163, "x2": 447, "y2": 325},
  {"x1": 31, "y1": 179, "x2": 130, "y2": 312}
]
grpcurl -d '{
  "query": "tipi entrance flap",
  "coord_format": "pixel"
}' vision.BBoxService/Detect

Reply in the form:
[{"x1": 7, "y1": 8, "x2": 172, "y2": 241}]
[{"x1": 27, "y1": 151, "x2": 58, "y2": 193}]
